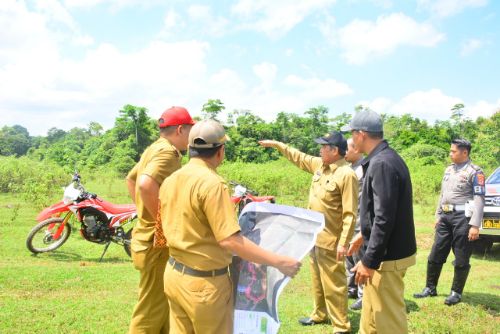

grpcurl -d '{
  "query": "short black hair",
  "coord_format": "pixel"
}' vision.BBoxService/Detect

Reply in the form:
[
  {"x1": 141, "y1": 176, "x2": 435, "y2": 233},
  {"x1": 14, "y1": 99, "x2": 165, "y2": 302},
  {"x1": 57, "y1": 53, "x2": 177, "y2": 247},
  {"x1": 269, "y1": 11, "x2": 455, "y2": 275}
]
[
  {"x1": 329, "y1": 145, "x2": 346, "y2": 156},
  {"x1": 189, "y1": 145, "x2": 223, "y2": 158},
  {"x1": 452, "y1": 138, "x2": 471, "y2": 154},
  {"x1": 365, "y1": 131, "x2": 383, "y2": 139}
]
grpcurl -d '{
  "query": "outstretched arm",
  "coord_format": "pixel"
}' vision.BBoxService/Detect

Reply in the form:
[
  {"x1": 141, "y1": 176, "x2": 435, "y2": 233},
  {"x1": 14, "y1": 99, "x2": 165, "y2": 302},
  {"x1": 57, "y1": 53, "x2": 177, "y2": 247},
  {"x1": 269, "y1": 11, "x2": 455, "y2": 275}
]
[{"x1": 258, "y1": 140, "x2": 321, "y2": 174}]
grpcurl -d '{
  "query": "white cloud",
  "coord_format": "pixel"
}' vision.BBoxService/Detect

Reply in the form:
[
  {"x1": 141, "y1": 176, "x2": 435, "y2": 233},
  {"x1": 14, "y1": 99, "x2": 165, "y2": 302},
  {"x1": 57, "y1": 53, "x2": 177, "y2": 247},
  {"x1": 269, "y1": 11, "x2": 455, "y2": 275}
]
[
  {"x1": 35, "y1": 0, "x2": 77, "y2": 30},
  {"x1": 253, "y1": 62, "x2": 278, "y2": 90},
  {"x1": 163, "y1": 9, "x2": 180, "y2": 30},
  {"x1": 417, "y1": 0, "x2": 488, "y2": 18},
  {"x1": 284, "y1": 75, "x2": 353, "y2": 99},
  {"x1": 460, "y1": 38, "x2": 485, "y2": 56},
  {"x1": 0, "y1": 0, "x2": 353, "y2": 135},
  {"x1": 348, "y1": 0, "x2": 393, "y2": 8},
  {"x1": 0, "y1": 0, "x2": 213, "y2": 135},
  {"x1": 467, "y1": 99, "x2": 500, "y2": 119},
  {"x1": 232, "y1": 0, "x2": 336, "y2": 38},
  {"x1": 336, "y1": 13, "x2": 445, "y2": 65},
  {"x1": 360, "y1": 89, "x2": 499, "y2": 122},
  {"x1": 63, "y1": 0, "x2": 165, "y2": 10},
  {"x1": 187, "y1": 5, "x2": 229, "y2": 37}
]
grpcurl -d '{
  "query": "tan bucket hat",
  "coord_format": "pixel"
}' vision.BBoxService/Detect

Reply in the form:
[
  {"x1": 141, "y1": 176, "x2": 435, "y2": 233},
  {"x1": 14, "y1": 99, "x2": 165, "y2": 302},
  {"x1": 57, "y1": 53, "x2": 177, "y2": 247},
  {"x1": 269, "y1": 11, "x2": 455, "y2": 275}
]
[{"x1": 189, "y1": 119, "x2": 230, "y2": 148}]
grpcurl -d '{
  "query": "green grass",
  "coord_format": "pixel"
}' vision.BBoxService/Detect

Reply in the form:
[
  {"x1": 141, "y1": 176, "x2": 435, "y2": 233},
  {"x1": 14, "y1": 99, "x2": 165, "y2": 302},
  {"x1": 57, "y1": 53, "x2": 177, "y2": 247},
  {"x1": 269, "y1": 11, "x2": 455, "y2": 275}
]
[{"x1": 1, "y1": 166, "x2": 499, "y2": 333}]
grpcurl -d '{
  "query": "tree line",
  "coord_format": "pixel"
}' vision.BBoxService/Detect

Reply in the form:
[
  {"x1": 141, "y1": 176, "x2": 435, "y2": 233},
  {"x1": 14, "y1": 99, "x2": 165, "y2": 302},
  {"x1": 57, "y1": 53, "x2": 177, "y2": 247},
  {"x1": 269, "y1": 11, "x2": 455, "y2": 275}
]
[{"x1": 1, "y1": 100, "x2": 499, "y2": 175}]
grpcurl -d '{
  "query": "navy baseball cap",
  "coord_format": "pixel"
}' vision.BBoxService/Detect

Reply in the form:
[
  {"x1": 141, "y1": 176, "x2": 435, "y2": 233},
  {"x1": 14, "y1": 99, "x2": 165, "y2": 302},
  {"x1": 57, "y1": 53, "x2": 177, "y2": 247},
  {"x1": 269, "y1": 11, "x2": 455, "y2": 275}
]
[
  {"x1": 341, "y1": 110, "x2": 383, "y2": 132},
  {"x1": 314, "y1": 131, "x2": 347, "y2": 151}
]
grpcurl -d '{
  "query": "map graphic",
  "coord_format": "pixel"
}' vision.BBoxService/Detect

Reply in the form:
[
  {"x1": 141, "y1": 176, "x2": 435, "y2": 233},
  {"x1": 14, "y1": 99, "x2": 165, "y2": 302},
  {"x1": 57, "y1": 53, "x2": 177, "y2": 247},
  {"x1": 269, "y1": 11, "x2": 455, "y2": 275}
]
[{"x1": 233, "y1": 202, "x2": 325, "y2": 334}]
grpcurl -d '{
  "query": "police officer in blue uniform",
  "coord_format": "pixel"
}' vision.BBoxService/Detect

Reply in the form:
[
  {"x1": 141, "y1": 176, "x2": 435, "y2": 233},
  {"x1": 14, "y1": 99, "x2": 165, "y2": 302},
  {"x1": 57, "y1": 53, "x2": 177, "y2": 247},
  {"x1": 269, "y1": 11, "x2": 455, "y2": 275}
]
[{"x1": 414, "y1": 138, "x2": 485, "y2": 305}]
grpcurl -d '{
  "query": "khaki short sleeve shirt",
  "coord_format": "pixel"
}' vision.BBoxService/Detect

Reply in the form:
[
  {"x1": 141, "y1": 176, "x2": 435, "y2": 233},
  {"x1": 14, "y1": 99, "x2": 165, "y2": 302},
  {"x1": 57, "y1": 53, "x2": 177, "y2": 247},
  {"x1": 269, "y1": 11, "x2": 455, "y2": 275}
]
[{"x1": 160, "y1": 158, "x2": 240, "y2": 270}]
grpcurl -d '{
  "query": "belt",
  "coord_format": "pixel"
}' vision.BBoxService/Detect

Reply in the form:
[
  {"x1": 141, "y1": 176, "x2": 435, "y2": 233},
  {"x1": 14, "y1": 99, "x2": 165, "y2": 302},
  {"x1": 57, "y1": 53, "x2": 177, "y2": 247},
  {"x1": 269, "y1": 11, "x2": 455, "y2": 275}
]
[
  {"x1": 441, "y1": 204, "x2": 465, "y2": 213},
  {"x1": 168, "y1": 257, "x2": 230, "y2": 277}
]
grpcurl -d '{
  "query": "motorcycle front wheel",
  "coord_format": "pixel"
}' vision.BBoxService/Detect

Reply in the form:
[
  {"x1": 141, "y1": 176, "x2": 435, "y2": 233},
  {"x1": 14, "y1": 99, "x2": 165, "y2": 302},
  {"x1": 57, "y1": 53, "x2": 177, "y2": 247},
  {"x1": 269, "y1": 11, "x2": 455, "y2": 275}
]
[{"x1": 26, "y1": 218, "x2": 71, "y2": 254}]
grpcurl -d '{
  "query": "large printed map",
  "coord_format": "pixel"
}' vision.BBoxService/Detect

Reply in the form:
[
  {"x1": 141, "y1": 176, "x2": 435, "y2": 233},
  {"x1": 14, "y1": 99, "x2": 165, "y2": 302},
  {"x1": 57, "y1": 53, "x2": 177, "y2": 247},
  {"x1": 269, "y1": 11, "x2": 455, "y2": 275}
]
[{"x1": 232, "y1": 202, "x2": 325, "y2": 334}]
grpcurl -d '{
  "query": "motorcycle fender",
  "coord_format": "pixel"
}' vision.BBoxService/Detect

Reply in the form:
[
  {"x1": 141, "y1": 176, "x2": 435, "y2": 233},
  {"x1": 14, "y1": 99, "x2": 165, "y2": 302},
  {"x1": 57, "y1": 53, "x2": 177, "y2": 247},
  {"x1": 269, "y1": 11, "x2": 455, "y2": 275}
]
[{"x1": 36, "y1": 201, "x2": 70, "y2": 222}]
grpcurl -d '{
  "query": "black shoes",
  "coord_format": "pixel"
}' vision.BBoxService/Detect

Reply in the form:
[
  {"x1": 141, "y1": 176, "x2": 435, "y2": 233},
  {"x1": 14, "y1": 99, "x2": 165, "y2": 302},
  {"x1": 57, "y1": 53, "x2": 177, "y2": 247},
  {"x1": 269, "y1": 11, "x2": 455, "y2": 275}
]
[
  {"x1": 413, "y1": 286, "x2": 437, "y2": 298},
  {"x1": 298, "y1": 317, "x2": 329, "y2": 326},
  {"x1": 415, "y1": 287, "x2": 463, "y2": 305},
  {"x1": 350, "y1": 298, "x2": 362, "y2": 310},
  {"x1": 444, "y1": 290, "x2": 462, "y2": 306}
]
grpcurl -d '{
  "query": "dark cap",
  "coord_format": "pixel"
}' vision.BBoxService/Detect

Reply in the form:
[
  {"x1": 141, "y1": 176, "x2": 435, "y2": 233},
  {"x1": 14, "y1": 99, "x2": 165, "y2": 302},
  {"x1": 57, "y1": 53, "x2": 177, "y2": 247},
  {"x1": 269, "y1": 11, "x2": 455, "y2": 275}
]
[
  {"x1": 341, "y1": 109, "x2": 383, "y2": 132},
  {"x1": 314, "y1": 131, "x2": 347, "y2": 151}
]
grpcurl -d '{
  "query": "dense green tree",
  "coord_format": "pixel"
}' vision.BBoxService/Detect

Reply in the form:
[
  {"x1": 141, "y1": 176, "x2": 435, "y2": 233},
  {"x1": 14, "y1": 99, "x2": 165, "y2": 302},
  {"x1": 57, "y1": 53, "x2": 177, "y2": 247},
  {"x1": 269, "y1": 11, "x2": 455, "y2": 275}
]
[
  {"x1": 88, "y1": 122, "x2": 103, "y2": 137},
  {"x1": 2, "y1": 102, "x2": 499, "y2": 174},
  {"x1": 202, "y1": 99, "x2": 225, "y2": 121},
  {"x1": 0, "y1": 125, "x2": 31, "y2": 156},
  {"x1": 46, "y1": 127, "x2": 66, "y2": 143},
  {"x1": 113, "y1": 104, "x2": 155, "y2": 159}
]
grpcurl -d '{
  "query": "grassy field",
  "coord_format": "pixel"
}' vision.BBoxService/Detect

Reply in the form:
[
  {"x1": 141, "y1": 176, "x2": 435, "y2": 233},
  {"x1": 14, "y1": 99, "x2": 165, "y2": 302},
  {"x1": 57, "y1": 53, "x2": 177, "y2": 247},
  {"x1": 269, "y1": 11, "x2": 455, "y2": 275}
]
[{"x1": 0, "y1": 164, "x2": 499, "y2": 334}]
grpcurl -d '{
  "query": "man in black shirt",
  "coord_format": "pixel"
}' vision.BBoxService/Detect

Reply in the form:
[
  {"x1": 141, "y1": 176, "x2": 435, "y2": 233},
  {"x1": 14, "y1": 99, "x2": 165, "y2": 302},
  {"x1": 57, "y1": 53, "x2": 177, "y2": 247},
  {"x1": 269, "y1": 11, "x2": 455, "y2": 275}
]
[{"x1": 342, "y1": 110, "x2": 417, "y2": 334}]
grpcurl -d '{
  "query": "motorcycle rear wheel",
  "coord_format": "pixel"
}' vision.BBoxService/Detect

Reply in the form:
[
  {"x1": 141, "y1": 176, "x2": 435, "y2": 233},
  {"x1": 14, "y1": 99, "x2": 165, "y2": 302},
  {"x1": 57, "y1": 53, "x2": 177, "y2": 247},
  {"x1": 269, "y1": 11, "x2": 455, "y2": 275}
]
[{"x1": 26, "y1": 218, "x2": 71, "y2": 254}]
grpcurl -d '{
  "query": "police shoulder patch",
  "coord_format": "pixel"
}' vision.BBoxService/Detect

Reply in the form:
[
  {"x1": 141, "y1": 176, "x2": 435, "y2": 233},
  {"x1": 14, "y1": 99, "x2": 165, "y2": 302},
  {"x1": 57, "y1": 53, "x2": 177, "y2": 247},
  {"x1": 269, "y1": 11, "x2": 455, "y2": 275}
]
[{"x1": 473, "y1": 171, "x2": 486, "y2": 195}]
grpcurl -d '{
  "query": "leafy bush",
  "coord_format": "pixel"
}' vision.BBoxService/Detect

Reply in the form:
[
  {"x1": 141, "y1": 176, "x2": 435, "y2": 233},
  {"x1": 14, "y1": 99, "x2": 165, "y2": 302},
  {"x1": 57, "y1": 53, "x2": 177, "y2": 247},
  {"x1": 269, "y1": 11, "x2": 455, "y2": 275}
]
[
  {"x1": 401, "y1": 143, "x2": 448, "y2": 166},
  {"x1": 219, "y1": 159, "x2": 312, "y2": 206},
  {"x1": 405, "y1": 158, "x2": 444, "y2": 210},
  {"x1": 0, "y1": 156, "x2": 68, "y2": 208}
]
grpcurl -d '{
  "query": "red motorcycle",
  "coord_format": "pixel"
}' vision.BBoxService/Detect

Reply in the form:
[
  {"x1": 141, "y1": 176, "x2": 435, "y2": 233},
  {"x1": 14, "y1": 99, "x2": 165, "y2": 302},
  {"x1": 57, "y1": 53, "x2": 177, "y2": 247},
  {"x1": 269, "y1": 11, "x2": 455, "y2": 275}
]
[
  {"x1": 230, "y1": 181, "x2": 275, "y2": 215},
  {"x1": 26, "y1": 172, "x2": 136, "y2": 261}
]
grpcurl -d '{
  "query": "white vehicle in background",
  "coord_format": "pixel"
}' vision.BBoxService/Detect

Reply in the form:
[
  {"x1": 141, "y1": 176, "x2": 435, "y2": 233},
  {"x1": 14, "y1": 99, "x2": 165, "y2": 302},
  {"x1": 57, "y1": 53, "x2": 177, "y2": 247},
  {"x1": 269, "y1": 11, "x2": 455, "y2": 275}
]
[{"x1": 478, "y1": 167, "x2": 500, "y2": 251}]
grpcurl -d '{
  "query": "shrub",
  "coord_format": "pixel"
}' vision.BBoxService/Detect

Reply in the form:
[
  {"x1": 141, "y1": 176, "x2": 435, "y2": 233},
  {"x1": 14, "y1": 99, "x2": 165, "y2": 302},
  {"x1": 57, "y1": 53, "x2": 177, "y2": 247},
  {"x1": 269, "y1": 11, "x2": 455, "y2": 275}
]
[{"x1": 0, "y1": 156, "x2": 68, "y2": 208}]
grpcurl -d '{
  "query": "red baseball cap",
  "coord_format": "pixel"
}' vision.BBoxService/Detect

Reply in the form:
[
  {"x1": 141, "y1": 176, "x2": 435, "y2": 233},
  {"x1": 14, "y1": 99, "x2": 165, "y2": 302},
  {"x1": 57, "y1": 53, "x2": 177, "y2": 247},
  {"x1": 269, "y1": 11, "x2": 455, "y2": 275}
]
[{"x1": 158, "y1": 106, "x2": 195, "y2": 128}]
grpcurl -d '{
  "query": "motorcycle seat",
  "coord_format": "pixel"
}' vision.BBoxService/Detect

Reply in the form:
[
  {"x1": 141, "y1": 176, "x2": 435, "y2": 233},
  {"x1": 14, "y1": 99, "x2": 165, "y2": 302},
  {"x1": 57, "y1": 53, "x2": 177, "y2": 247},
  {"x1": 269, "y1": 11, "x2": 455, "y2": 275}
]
[{"x1": 99, "y1": 201, "x2": 136, "y2": 215}]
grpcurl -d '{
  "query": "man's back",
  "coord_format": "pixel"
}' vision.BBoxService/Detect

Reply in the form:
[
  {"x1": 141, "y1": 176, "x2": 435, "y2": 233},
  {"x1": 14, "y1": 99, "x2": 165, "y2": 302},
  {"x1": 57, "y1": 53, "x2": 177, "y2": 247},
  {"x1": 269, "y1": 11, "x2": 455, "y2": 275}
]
[{"x1": 160, "y1": 158, "x2": 239, "y2": 271}]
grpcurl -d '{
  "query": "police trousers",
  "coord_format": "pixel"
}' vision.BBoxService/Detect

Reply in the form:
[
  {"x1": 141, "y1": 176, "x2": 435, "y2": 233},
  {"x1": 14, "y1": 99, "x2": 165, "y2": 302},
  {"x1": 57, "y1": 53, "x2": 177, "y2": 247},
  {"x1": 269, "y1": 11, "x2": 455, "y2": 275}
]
[
  {"x1": 164, "y1": 263, "x2": 233, "y2": 334},
  {"x1": 129, "y1": 246, "x2": 170, "y2": 334},
  {"x1": 309, "y1": 246, "x2": 350, "y2": 333},
  {"x1": 360, "y1": 254, "x2": 415, "y2": 334},
  {"x1": 429, "y1": 211, "x2": 473, "y2": 269}
]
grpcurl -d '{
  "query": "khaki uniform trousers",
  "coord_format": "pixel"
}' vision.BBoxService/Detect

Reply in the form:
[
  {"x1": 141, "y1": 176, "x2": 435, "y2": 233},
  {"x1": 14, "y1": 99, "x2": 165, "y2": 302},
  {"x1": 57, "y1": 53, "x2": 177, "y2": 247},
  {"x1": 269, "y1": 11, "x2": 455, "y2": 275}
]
[
  {"x1": 164, "y1": 263, "x2": 233, "y2": 334},
  {"x1": 129, "y1": 247, "x2": 170, "y2": 334},
  {"x1": 360, "y1": 254, "x2": 416, "y2": 334},
  {"x1": 309, "y1": 246, "x2": 350, "y2": 333}
]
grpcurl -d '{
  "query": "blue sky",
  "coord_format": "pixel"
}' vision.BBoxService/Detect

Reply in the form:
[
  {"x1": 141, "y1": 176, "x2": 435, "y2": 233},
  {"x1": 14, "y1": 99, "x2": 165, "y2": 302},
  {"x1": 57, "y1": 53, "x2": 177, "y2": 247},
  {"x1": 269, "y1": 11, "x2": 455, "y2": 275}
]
[{"x1": 1, "y1": 0, "x2": 499, "y2": 136}]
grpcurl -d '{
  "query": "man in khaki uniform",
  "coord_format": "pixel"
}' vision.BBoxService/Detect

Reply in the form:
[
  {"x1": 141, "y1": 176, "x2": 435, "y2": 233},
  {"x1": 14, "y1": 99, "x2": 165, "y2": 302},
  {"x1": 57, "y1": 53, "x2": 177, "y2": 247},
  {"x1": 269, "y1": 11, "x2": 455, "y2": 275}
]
[
  {"x1": 127, "y1": 106, "x2": 194, "y2": 334},
  {"x1": 259, "y1": 132, "x2": 358, "y2": 334},
  {"x1": 159, "y1": 119, "x2": 301, "y2": 334}
]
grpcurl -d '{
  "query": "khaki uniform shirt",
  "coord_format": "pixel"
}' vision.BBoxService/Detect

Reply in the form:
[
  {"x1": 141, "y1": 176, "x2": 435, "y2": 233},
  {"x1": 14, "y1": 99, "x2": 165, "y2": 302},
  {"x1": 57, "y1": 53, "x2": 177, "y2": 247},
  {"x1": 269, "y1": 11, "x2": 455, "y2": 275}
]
[
  {"x1": 276, "y1": 143, "x2": 358, "y2": 250},
  {"x1": 127, "y1": 137, "x2": 181, "y2": 252},
  {"x1": 159, "y1": 158, "x2": 241, "y2": 271}
]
